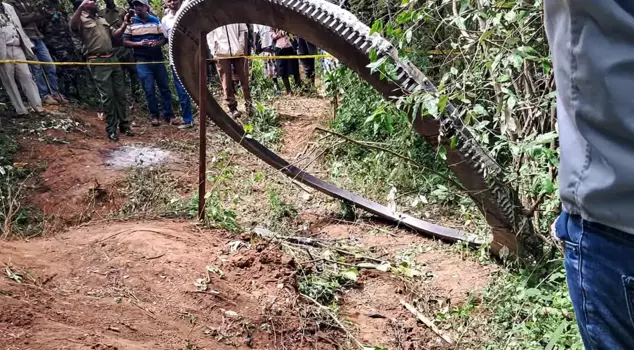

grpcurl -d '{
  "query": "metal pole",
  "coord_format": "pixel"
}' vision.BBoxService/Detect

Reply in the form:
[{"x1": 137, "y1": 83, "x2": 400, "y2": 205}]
[{"x1": 198, "y1": 32, "x2": 208, "y2": 220}]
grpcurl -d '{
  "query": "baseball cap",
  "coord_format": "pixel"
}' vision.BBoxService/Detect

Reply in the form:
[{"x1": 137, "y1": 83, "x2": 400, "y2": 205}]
[{"x1": 131, "y1": 0, "x2": 149, "y2": 6}]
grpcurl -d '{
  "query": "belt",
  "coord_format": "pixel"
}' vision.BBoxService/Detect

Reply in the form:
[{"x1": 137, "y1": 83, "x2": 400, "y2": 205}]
[{"x1": 87, "y1": 53, "x2": 113, "y2": 59}]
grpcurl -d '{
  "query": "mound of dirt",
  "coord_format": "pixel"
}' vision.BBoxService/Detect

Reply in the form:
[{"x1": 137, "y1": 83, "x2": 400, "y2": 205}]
[{"x1": 0, "y1": 221, "x2": 338, "y2": 350}]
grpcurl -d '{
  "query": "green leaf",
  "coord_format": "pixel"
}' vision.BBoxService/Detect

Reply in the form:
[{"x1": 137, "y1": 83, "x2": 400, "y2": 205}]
[
  {"x1": 438, "y1": 95, "x2": 449, "y2": 113},
  {"x1": 473, "y1": 104, "x2": 487, "y2": 116},
  {"x1": 542, "y1": 61, "x2": 552, "y2": 75},
  {"x1": 450, "y1": 135, "x2": 459, "y2": 149},
  {"x1": 405, "y1": 28, "x2": 413, "y2": 44},
  {"x1": 341, "y1": 268, "x2": 359, "y2": 282},
  {"x1": 437, "y1": 145, "x2": 447, "y2": 161},
  {"x1": 367, "y1": 56, "x2": 388, "y2": 73},
  {"x1": 370, "y1": 20, "x2": 383, "y2": 35},
  {"x1": 496, "y1": 74, "x2": 511, "y2": 83},
  {"x1": 545, "y1": 320, "x2": 568, "y2": 350}
]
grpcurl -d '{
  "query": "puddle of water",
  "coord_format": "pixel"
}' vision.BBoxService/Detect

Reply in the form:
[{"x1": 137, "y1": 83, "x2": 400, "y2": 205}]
[{"x1": 106, "y1": 145, "x2": 171, "y2": 169}]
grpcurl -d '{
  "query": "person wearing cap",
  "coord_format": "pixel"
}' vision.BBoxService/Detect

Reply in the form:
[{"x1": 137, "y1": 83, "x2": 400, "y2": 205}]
[
  {"x1": 161, "y1": 0, "x2": 193, "y2": 129},
  {"x1": 69, "y1": 0, "x2": 133, "y2": 142},
  {"x1": 207, "y1": 23, "x2": 252, "y2": 118},
  {"x1": 123, "y1": 0, "x2": 175, "y2": 127},
  {"x1": 0, "y1": 0, "x2": 45, "y2": 116},
  {"x1": 99, "y1": 0, "x2": 142, "y2": 102}
]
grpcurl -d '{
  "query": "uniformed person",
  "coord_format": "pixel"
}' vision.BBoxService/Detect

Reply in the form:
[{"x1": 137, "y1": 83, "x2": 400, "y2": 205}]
[
  {"x1": 69, "y1": 0, "x2": 133, "y2": 142},
  {"x1": 99, "y1": 0, "x2": 141, "y2": 101}
]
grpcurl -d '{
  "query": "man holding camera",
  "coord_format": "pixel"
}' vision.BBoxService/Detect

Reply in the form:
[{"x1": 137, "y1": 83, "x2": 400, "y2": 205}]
[
  {"x1": 7, "y1": 0, "x2": 68, "y2": 105},
  {"x1": 99, "y1": 0, "x2": 141, "y2": 102},
  {"x1": 69, "y1": 0, "x2": 132, "y2": 142}
]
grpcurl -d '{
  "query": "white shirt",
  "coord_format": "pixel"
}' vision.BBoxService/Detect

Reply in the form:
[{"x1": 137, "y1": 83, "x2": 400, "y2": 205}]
[
  {"x1": 253, "y1": 24, "x2": 274, "y2": 48},
  {"x1": 206, "y1": 23, "x2": 248, "y2": 57},
  {"x1": 160, "y1": 9, "x2": 177, "y2": 40}
]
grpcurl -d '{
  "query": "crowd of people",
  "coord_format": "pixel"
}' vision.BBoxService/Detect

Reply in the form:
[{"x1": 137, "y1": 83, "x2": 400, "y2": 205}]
[{"x1": 0, "y1": 0, "x2": 327, "y2": 142}]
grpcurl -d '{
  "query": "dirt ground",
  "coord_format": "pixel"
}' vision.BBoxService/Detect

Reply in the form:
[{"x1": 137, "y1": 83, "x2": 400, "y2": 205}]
[{"x1": 1, "y1": 96, "x2": 495, "y2": 349}]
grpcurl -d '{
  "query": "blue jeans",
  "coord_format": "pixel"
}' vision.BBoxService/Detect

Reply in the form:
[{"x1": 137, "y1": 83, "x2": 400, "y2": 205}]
[
  {"x1": 30, "y1": 39, "x2": 59, "y2": 98},
  {"x1": 171, "y1": 67, "x2": 193, "y2": 123},
  {"x1": 136, "y1": 62, "x2": 173, "y2": 119},
  {"x1": 555, "y1": 212, "x2": 634, "y2": 349}
]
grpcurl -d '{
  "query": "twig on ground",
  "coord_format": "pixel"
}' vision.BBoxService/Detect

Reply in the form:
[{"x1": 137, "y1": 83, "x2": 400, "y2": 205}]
[
  {"x1": 41, "y1": 273, "x2": 58, "y2": 286},
  {"x1": 400, "y1": 299, "x2": 452, "y2": 345},
  {"x1": 130, "y1": 300, "x2": 157, "y2": 320},
  {"x1": 185, "y1": 290, "x2": 238, "y2": 306},
  {"x1": 254, "y1": 227, "x2": 385, "y2": 264},
  {"x1": 301, "y1": 293, "x2": 364, "y2": 349},
  {"x1": 144, "y1": 253, "x2": 165, "y2": 260}
]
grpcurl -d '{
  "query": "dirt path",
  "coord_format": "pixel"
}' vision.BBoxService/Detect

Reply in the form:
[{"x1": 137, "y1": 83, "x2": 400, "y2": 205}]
[{"x1": 0, "y1": 96, "x2": 495, "y2": 349}]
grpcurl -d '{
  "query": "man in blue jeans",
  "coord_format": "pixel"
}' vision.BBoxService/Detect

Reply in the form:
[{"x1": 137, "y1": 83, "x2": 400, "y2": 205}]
[
  {"x1": 160, "y1": 0, "x2": 193, "y2": 129},
  {"x1": 123, "y1": 0, "x2": 175, "y2": 127},
  {"x1": 7, "y1": 0, "x2": 68, "y2": 105},
  {"x1": 546, "y1": 1, "x2": 634, "y2": 348}
]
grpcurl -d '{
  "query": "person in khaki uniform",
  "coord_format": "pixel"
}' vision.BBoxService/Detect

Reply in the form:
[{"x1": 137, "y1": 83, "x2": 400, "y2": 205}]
[
  {"x1": 69, "y1": 0, "x2": 133, "y2": 142},
  {"x1": 99, "y1": 0, "x2": 141, "y2": 100},
  {"x1": 0, "y1": 2, "x2": 44, "y2": 116}
]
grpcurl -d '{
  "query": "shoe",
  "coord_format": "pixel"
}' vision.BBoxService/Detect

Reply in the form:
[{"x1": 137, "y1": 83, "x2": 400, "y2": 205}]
[
  {"x1": 229, "y1": 109, "x2": 242, "y2": 118},
  {"x1": 107, "y1": 133, "x2": 119, "y2": 142},
  {"x1": 121, "y1": 128, "x2": 135, "y2": 137},
  {"x1": 169, "y1": 118, "x2": 181, "y2": 126},
  {"x1": 151, "y1": 117, "x2": 161, "y2": 127},
  {"x1": 42, "y1": 95, "x2": 59, "y2": 105},
  {"x1": 178, "y1": 122, "x2": 194, "y2": 129},
  {"x1": 53, "y1": 93, "x2": 69, "y2": 104},
  {"x1": 33, "y1": 106, "x2": 46, "y2": 116}
]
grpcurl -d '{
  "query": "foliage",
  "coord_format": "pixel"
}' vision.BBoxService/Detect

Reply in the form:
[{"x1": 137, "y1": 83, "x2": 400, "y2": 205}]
[
  {"x1": 480, "y1": 263, "x2": 581, "y2": 349},
  {"x1": 244, "y1": 101, "x2": 284, "y2": 147},
  {"x1": 178, "y1": 191, "x2": 240, "y2": 232},
  {"x1": 0, "y1": 130, "x2": 44, "y2": 239},
  {"x1": 437, "y1": 259, "x2": 581, "y2": 349},
  {"x1": 118, "y1": 166, "x2": 178, "y2": 216},
  {"x1": 268, "y1": 189, "x2": 297, "y2": 222},
  {"x1": 326, "y1": 0, "x2": 573, "y2": 346}
]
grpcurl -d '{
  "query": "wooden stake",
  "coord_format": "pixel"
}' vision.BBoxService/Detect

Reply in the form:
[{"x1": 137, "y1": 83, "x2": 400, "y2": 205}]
[{"x1": 198, "y1": 31, "x2": 208, "y2": 220}]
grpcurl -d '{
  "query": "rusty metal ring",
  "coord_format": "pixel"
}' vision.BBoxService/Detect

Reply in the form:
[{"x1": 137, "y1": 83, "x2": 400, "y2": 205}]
[{"x1": 170, "y1": 0, "x2": 487, "y2": 246}]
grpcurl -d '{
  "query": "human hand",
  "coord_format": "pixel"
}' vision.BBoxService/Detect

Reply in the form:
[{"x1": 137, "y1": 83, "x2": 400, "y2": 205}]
[
  {"x1": 79, "y1": 0, "x2": 95, "y2": 10},
  {"x1": 141, "y1": 39, "x2": 152, "y2": 47}
]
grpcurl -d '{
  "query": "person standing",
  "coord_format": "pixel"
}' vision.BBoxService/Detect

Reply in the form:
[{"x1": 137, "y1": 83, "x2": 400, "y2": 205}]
[
  {"x1": 7, "y1": 0, "x2": 68, "y2": 105},
  {"x1": 254, "y1": 24, "x2": 281, "y2": 94},
  {"x1": 546, "y1": 1, "x2": 634, "y2": 349},
  {"x1": 272, "y1": 29, "x2": 300, "y2": 95},
  {"x1": 123, "y1": 0, "x2": 175, "y2": 127},
  {"x1": 0, "y1": 1, "x2": 43, "y2": 116},
  {"x1": 207, "y1": 23, "x2": 252, "y2": 118},
  {"x1": 69, "y1": 0, "x2": 132, "y2": 142},
  {"x1": 161, "y1": 0, "x2": 193, "y2": 129},
  {"x1": 99, "y1": 0, "x2": 141, "y2": 101},
  {"x1": 296, "y1": 37, "x2": 316, "y2": 89}
]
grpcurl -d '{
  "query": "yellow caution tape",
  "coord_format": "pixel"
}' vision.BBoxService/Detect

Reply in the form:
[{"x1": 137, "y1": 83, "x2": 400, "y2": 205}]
[
  {"x1": 0, "y1": 51, "x2": 453, "y2": 66},
  {"x1": 0, "y1": 54, "x2": 334, "y2": 66}
]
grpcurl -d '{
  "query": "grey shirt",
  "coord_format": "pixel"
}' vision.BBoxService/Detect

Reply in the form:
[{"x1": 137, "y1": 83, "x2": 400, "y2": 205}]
[{"x1": 545, "y1": 0, "x2": 634, "y2": 234}]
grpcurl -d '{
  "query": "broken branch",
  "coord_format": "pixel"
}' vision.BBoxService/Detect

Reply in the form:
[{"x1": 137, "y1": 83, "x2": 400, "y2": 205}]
[{"x1": 400, "y1": 299, "x2": 452, "y2": 345}]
